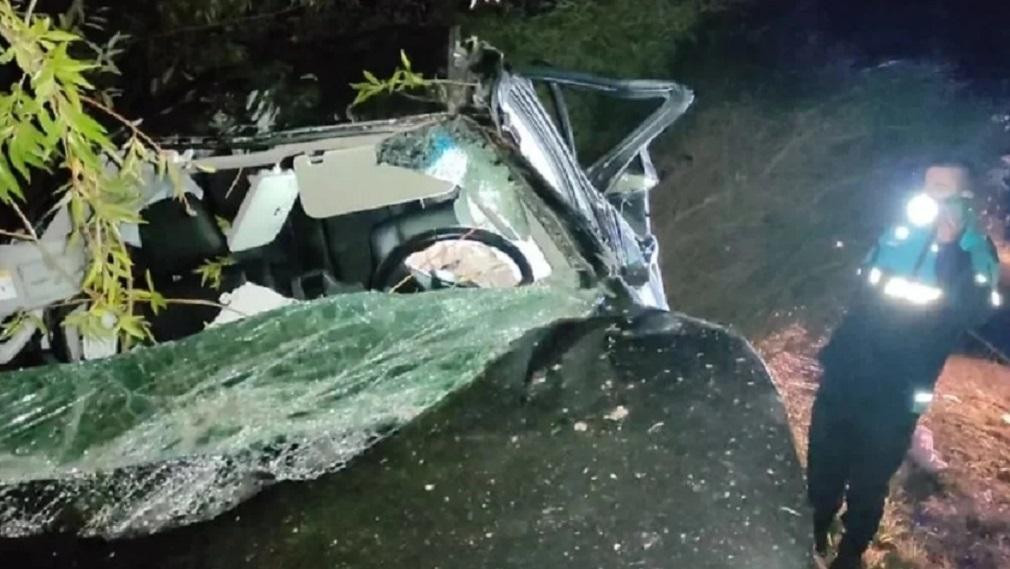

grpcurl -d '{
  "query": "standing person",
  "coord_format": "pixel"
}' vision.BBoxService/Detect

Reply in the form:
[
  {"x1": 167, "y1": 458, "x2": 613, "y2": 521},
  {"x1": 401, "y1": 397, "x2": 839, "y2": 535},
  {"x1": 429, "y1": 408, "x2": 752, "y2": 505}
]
[{"x1": 806, "y1": 161, "x2": 1000, "y2": 569}]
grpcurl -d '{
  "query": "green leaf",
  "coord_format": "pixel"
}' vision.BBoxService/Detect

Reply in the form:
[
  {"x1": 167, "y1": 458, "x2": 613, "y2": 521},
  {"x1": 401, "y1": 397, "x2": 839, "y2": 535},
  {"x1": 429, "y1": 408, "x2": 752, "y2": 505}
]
[
  {"x1": 117, "y1": 314, "x2": 147, "y2": 340},
  {"x1": 406, "y1": 71, "x2": 427, "y2": 88},
  {"x1": 362, "y1": 69, "x2": 380, "y2": 85},
  {"x1": 69, "y1": 194, "x2": 87, "y2": 229},
  {"x1": 62, "y1": 102, "x2": 108, "y2": 142},
  {"x1": 388, "y1": 69, "x2": 404, "y2": 93},
  {"x1": 148, "y1": 290, "x2": 167, "y2": 315},
  {"x1": 6, "y1": 138, "x2": 29, "y2": 181},
  {"x1": 0, "y1": 4, "x2": 178, "y2": 346},
  {"x1": 33, "y1": 64, "x2": 56, "y2": 99},
  {"x1": 0, "y1": 153, "x2": 24, "y2": 203},
  {"x1": 36, "y1": 104, "x2": 64, "y2": 144},
  {"x1": 400, "y1": 50, "x2": 412, "y2": 71},
  {"x1": 57, "y1": 67, "x2": 95, "y2": 90},
  {"x1": 83, "y1": 259, "x2": 103, "y2": 289},
  {"x1": 43, "y1": 30, "x2": 81, "y2": 42},
  {"x1": 9, "y1": 122, "x2": 49, "y2": 180},
  {"x1": 66, "y1": 132, "x2": 102, "y2": 171},
  {"x1": 94, "y1": 199, "x2": 141, "y2": 224},
  {"x1": 0, "y1": 310, "x2": 46, "y2": 340},
  {"x1": 193, "y1": 256, "x2": 234, "y2": 290},
  {"x1": 1, "y1": 312, "x2": 26, "y2": 341}
]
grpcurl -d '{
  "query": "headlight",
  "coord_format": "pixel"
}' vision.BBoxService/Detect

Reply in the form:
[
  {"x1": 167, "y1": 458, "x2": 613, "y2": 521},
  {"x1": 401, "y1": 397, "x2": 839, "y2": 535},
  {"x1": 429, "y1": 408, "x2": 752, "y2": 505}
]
[{"x1": 906, "y1": 193, "x2": 939, "y2": 227}]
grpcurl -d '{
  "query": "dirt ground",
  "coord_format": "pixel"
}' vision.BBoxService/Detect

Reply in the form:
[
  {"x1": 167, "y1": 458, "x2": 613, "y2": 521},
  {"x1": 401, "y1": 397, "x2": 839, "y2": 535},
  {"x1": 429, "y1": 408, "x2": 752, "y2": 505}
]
[{"x1": 757, "y1": 325, "x2": 1010, "y2": 569}]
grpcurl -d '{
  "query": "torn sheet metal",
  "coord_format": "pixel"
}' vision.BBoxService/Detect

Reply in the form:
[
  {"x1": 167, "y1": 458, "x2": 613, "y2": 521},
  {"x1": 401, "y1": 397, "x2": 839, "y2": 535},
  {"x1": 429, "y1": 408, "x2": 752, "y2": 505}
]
[{"x1": 491, "y1": 72, "x2": 668, "y2": 308}]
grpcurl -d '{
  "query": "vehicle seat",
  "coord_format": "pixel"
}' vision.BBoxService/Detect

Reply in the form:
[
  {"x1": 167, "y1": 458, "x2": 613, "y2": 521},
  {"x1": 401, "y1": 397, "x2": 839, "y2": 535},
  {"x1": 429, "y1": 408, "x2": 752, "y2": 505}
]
[
  {"x1": 138, "y1": 198, "x2": 229, "y2": 277},
  {"x1": 137, "y1": 198, "x2": 240, "y2": 342}
]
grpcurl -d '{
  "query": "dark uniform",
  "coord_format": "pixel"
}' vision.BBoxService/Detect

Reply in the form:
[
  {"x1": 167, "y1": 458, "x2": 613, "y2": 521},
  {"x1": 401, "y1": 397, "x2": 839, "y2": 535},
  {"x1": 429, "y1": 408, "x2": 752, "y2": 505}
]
[{"x1": 807, "y1": 240, "x2": 994, "y2": 568}]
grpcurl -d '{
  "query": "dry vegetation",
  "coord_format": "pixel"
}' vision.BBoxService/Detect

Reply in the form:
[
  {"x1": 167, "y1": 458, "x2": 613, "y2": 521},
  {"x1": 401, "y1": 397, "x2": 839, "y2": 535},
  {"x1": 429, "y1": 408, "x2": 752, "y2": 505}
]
[
  {"x1": 758, "y1": 328, "x2": 1010, "y2": 569},
  {"x1": 653, "y1": 63, "x2": 1005, "y2": 337},
  {"x1": 653, "y1": 63, "x2": 1010, "y2": 568}
]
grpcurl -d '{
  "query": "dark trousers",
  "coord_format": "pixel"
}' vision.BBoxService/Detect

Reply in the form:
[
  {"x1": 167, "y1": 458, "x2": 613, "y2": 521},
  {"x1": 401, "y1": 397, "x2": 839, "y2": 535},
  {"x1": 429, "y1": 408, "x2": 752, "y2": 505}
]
[{"x1": 806, "y1": 386, "x2": 919, "y2": 558}]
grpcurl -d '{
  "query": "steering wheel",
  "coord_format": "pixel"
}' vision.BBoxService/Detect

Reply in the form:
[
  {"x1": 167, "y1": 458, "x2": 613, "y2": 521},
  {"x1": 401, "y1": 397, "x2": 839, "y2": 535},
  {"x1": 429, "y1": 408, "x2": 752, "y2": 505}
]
[{"x1": 371, "y1": 227, "x2": 536, "y2": 293}]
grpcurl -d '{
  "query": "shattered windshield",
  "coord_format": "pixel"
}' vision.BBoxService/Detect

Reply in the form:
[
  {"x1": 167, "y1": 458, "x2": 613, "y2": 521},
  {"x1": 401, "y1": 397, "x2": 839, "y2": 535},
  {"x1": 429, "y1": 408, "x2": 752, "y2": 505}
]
[{"x1": 0, "y1": 286, "x2": 598, "y2": 537}]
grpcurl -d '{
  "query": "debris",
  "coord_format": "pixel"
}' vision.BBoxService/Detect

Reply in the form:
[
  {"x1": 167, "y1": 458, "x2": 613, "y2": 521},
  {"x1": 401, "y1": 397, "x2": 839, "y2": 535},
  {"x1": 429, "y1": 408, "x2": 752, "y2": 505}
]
[
  {"x1": 573, "y1": 421, "x2": 588, "y2": 432},
  {"x1": 210, "y1": 282, "x2": 297, "y2": 327},
  {"x1": 779, "y1": 506, "x2": 802, "y2": 518},
  {"x1": 647, "y1": 421, "x2": 665, "y2": 433},
  {"x1": 424, "y1": 484, "x2": 435, "y2": 492},
  {"x1": 1002, "y1": 413, "x2": 1010, "y2": 425},
  {"x1": 604, "y1": 405, "x2": 629, "y2": 421}
]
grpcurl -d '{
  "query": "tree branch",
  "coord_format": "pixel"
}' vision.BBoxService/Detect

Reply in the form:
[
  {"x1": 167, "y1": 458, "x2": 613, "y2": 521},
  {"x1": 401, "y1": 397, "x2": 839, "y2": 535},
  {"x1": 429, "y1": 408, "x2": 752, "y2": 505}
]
[
  {"x1": 8, "y1": 198, "x2": 38, "y2": 241},
  {"x1": 23, "y1": 0, "x2": 37, "y2": 22},
  {"x1": 80, "y1": 94, "x2": 164, "y2": 154},
  {"x1": 0, "y1": 228, "x2": 32, "y2": 241}
]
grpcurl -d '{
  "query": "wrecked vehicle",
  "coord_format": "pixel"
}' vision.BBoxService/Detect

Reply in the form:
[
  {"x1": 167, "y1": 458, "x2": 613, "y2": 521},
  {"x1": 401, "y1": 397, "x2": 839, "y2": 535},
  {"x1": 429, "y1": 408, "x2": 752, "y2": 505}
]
[{"x1": 0, "y1": 42, "x2": 812, "y2": 568}]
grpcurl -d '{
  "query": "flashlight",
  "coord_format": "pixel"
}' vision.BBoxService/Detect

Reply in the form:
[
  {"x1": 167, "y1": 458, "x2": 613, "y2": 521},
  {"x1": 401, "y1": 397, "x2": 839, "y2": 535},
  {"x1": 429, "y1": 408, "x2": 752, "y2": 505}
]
[{"x1": 906, "y1": 194, "x2": 939, "y2": 227}]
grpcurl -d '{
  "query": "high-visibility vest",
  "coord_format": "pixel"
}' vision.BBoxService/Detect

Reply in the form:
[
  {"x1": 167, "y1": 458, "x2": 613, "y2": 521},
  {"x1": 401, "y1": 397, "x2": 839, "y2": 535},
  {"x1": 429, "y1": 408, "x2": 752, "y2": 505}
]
[{"x1": 860, "y1": 196, "x2": 1000, "y2": 307}]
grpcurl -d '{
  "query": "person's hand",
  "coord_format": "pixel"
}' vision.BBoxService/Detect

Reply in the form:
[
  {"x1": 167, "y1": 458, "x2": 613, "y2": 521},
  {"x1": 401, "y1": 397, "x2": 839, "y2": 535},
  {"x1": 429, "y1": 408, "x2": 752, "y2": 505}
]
[{"x1": 935, "y1": 201, "x2": 968, "y2": 244}]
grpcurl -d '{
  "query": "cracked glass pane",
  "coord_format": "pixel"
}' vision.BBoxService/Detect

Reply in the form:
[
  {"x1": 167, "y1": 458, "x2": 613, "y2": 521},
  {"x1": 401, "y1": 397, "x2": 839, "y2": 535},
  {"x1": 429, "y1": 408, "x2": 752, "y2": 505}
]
[{"x1": 0, "y1": 286, "x2": 597, "y2": 538}]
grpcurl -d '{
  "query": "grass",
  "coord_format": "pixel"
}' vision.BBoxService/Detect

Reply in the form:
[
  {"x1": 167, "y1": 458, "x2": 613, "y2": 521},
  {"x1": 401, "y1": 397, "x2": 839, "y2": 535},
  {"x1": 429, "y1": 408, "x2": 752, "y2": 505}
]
[{"x1": 756, "y1": 327, "x2": 1010, "y2": 569}]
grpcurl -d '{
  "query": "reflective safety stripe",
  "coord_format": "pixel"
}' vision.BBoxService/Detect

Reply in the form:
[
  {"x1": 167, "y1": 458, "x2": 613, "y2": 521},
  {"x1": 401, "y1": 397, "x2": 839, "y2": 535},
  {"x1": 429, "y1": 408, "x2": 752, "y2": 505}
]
[
  {"x1": 882, "y1": 276, "x2": 943, "y2": 305},
  {"x1": 868, "y1": 267, "x2": 882, "y2": 285}
]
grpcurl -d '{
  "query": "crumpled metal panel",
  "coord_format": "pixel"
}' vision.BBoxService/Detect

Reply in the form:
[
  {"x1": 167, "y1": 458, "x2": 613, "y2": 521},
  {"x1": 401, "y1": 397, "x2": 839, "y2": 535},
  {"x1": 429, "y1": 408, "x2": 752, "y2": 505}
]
[{"x1": 491, "y1": 73, "x2": 669, "y2": 308}]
